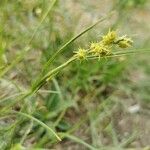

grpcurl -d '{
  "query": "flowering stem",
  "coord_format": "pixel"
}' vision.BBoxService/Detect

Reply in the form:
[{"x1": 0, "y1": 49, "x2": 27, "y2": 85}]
[{"x1": 31, "y1": 56, "x2": 76, "y2": 93}]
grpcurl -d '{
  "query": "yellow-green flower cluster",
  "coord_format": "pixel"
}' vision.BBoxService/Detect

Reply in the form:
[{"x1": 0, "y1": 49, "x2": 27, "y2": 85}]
[
  {"x1": 74, "y1": 29, "x2": 133, "y2": 60},
  {"x1": 102, "y1": 29, "x2": 117, "y2": 45},
  {"x1": 116, "y1": 35, "x2": 133, "y2": 48},
  {"x1": 74, "y1": 48, "x2": 87, "y2": 60},
  {"x1": 90, "y1": 42, "x2": 111, "y2": 58}
]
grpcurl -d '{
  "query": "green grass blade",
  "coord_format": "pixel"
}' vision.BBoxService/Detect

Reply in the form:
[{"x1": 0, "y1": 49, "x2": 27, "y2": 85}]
[
  {"x1": 60, "y1": 133, "x2": 97, "y2": 150},
  {"x1": 113, "y1": 48, "x2": 150, "y2": 55},
  {"x1": 12, "y1": 111, "x2": 61, "y2": 141},
  {"x1": 111, "y1": 49, "x2": 150, "y2": 57}
]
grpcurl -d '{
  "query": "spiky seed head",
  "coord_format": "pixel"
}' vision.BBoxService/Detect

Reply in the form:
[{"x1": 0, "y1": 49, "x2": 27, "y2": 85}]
[
  {"x1": 74, "y1": 48, "x2": 87, "y2": 60},
  {"x1": 117, "y1": 36, "x2": 133, "y2": 48},
  {"x1": 90, "y1": 42, "x2": 103, "y2": 53},
  {"x1": 102, "y1": 29, "x2": 117, "y2": 45},
  {"x1": 90, "y1": 42, "x2": 111, "y2": 57}
]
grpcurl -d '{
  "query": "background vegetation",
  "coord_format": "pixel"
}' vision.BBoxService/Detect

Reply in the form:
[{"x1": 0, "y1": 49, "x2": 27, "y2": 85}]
[{"x1": 0, "y1": 0, "x2": 150, "y2": 149}]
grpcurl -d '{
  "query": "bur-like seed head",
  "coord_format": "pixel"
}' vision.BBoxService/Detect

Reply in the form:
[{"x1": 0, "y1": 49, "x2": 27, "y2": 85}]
[
  {"x1": 90, "y1": 42, "x2": 103, "y2": 53},
  {"x1": 74, "y1": 48, "x2": 87, "y2": 60},
  {"x1": 102, "y1": 29, "x2": 117, "y2": 45},
  {"x1": 117, "y1": 36, "x2": 133, "y2": 48},
  {"x1": 90, "y1": 42, "x2": 111, "y2": 57}
]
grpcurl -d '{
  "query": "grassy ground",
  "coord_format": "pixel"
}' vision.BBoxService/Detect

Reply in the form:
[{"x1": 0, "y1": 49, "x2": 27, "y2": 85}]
[{"x1": 0, "y1": 0, "x2": 150, "y2": 150}]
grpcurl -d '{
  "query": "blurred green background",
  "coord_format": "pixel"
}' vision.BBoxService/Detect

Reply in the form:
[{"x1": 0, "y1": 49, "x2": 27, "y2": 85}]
[{"x1": 0, "y1": 0, "x2": 150, "y2": 149}]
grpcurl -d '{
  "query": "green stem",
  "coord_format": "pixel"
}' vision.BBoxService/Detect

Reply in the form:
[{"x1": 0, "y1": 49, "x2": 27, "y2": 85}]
[{"x1": 32, "y1": 56, "x2": 76, "y2": 93}]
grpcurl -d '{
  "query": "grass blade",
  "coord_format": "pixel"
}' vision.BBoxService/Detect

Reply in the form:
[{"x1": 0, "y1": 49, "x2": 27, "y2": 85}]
[
  {"x1": 60, "y1": 133, "x2": 97, "y2": 150},
  {"x1": 12, "y1": 111, "x2": 61, "y2": 141}
]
